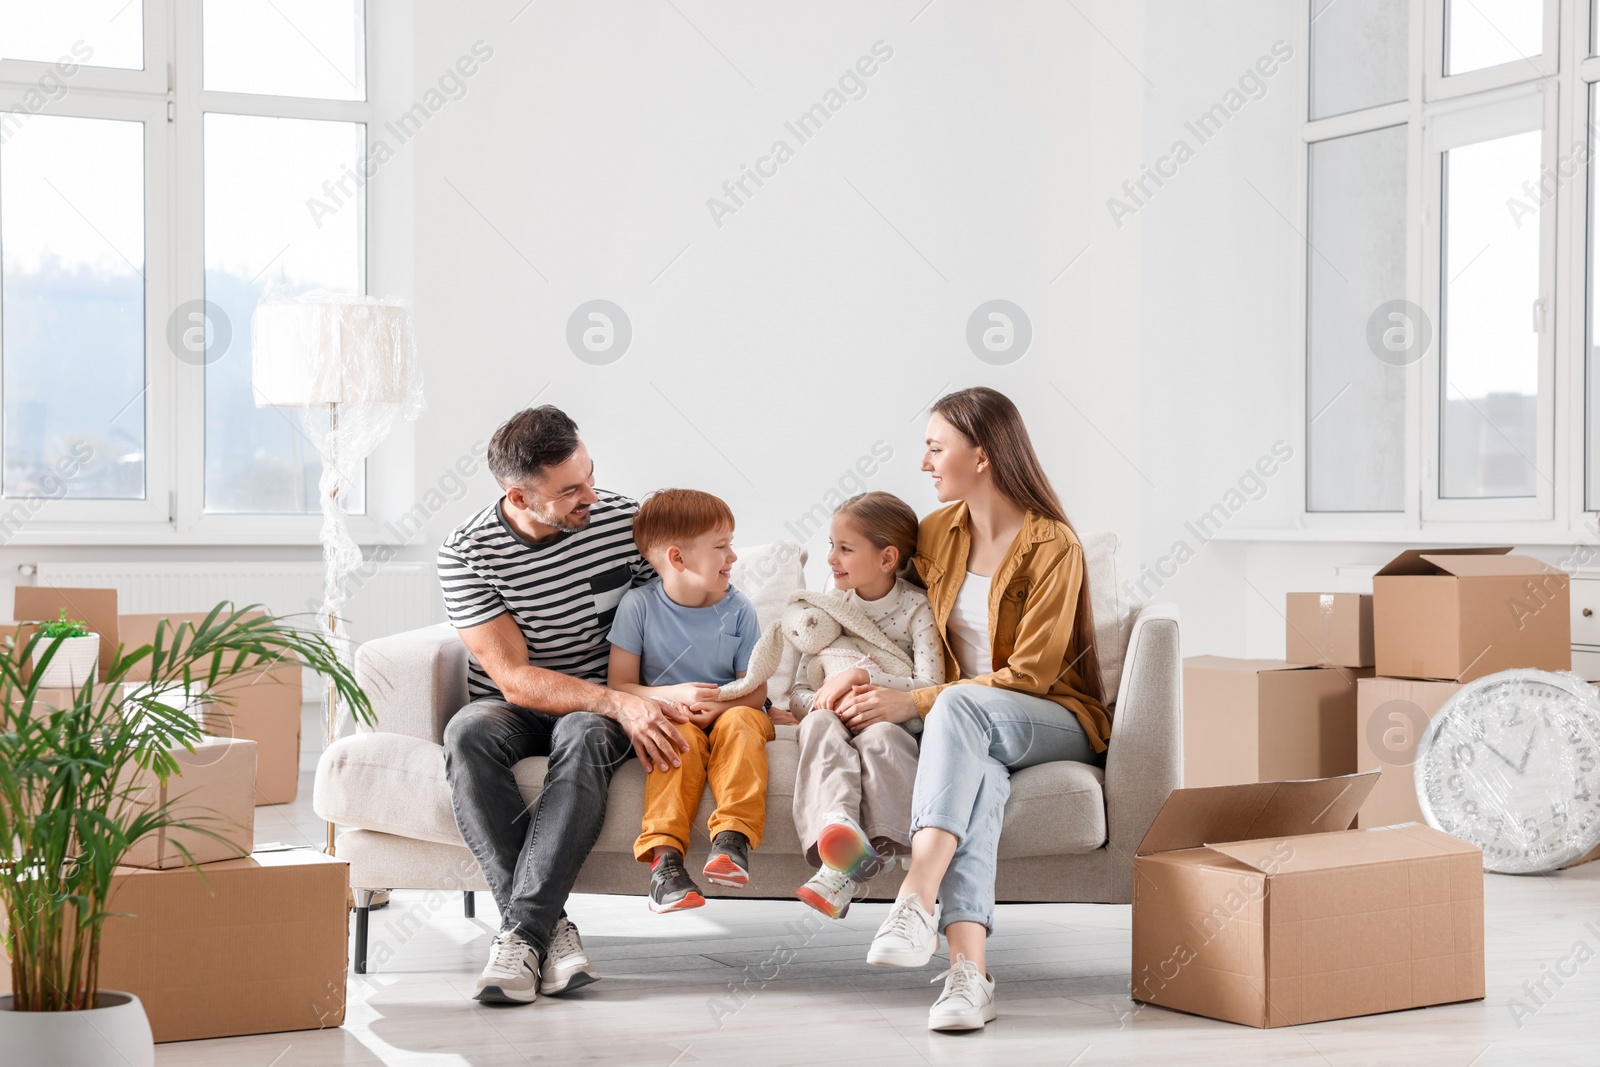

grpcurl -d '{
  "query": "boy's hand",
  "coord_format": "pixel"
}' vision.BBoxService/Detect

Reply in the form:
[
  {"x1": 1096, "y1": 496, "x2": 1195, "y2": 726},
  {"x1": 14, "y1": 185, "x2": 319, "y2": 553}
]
[
  {"x1": 658, "y1": 681, "x2": 721, "y2": 707},
  {"x1": 684, "y1": 705, "x2": 724, "y2": 729},
  {"x1": 813, "y1": 668, "x2": 870, "y2": 711}
]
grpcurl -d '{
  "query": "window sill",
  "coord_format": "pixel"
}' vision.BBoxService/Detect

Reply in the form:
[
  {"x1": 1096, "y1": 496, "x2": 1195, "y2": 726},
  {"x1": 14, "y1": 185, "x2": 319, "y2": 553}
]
[{"x1": 1208, "y1": 520, "x2": 1599, "y2": 546}]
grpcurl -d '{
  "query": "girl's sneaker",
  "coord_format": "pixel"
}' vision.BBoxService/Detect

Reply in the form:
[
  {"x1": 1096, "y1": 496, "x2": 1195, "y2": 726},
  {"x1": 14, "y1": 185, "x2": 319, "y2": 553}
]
[
  {"x1": 796, "y1": 866, "x2": 860, "y2": 919},
  {"x1": 816, "y1": 812, "x2": 884, "y2": 882}
]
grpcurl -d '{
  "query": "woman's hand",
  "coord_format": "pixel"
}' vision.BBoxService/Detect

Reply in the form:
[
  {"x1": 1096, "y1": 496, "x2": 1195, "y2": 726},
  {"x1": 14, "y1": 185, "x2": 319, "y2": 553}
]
[
  {"x1": 836, "y1": 685, "x2": 918, "y2": 732},
  {"x1": 812, "y1": 667, "x2": 870, "y2": 711},
  {"x1": 767, "y1": 706, "x2": 799, "y2": 726}
]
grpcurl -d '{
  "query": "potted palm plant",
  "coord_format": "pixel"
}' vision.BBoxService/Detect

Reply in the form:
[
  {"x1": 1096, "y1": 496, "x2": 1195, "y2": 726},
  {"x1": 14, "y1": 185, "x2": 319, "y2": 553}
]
[
  {"x1": 0, "y1": 604, "x2": 371, "y2": 1066},
  {"x1": 31, "y1": 609, "x2": 100, "y2": 689}
]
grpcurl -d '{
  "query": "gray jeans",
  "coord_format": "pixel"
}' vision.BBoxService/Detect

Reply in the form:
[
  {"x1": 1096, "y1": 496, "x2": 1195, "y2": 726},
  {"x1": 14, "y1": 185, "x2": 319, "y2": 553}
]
[
  {"x1": 442, "y1": 697, "x2": 632, "y2": 955},
  {"x1": 910, "y1": 685, "x2": 1101, "y2": 933}
]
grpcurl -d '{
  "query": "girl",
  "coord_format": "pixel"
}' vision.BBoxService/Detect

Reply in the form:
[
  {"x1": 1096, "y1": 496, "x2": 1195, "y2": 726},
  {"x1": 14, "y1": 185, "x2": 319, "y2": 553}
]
[
  {"x1": 835, "y1": 387, "x2": 1109, "y2": 1034},
  {"x1": 787, "y1": 491, "x2": 945, "y2": 920}
]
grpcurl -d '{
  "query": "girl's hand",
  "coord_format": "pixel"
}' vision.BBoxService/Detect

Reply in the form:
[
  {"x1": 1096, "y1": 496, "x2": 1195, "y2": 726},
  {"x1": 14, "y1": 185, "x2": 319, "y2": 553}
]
[
  {"x1": 767, "y1": 705, "x2": 799, "y2": 726},
  {"x1": 836, "y1": 685, "x2": 918, "y2": 731},
  {"x1": 813, "y1": 668, "x2": 870, "y2": 711}
]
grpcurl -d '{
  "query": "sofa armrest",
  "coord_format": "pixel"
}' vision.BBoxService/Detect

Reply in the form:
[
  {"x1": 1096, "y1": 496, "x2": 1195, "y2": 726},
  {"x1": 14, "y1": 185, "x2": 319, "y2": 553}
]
[
  {"x1": 1102, "y1": 602, "x2": 1181, "y2": 903},
  {"x1": 354, "y1": 623, "x2": 469, "y2": 744}
]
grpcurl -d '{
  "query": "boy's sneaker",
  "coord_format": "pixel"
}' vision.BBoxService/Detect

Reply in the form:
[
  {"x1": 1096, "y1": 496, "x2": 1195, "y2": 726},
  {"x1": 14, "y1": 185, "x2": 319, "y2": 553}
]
[
  {"x1": 816, "y1": 812, "x2": 884, "y2": 882},
  {"x1": 866, "y1": 893, "x2": 940, "y2": 968},
  {"x1": 703, "y1": 831, "x2": 751, "y2": 888},
  {"x1": 539, "y1": 916, "x2": 600, "y2": 995},
  {"x1": 649, "y1": 851, "x2": 706, "y2": 913},
  {"x1": 472, "y1": 931, "x2": 540, "y2": 1005},
  {"x1": 796, "y1": 866, "x2": 860, "y2": 919},
  {"x1": 928, "y1": 954, "x2": 996, "y2": 1031}
]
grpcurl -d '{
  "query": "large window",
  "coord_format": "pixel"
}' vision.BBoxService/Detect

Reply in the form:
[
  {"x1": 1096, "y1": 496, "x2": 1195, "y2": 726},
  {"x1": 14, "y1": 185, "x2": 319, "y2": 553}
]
[
  {"x1": 0, "y1": 1, "x2": 374, "y2": 539},
  {"x1": 1302, "y1": 0, "x2": 1584, "y2": 528}
]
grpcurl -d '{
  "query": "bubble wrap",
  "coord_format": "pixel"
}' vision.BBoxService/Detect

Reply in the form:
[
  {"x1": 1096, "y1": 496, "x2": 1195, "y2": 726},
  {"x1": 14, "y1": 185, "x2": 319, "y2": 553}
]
[
  {"x1": 251, "y1": 286, "x2": 426, "y2": 737},
  {"x1": 1415, "y1": 669, "x2": 1600, "y2": 874}
]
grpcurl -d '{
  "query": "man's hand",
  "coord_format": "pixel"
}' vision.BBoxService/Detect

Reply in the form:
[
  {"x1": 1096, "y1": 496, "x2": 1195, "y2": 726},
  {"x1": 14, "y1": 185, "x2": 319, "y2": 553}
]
[
  {"x1": 813, "y1": 667, "x2": 870, "y2": 712},
  {"x1": 613, "y1": 691, "x2": 691, "y2": 772},
  {"x1": 836, "y1": 685, "x2": 918, "y2": 732}
]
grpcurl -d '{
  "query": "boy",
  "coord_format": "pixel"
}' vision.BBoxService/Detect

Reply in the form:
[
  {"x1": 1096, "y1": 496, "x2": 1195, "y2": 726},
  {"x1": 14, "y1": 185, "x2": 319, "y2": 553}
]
[{"x1": 607, "y1": 488, "x2": 775, "y2": 912}]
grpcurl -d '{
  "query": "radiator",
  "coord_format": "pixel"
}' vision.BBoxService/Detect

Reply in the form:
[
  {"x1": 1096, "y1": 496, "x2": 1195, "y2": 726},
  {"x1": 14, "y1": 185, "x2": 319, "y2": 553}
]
[{"x1": 30, "y1": 561, "x2": 441, "y2": 648}]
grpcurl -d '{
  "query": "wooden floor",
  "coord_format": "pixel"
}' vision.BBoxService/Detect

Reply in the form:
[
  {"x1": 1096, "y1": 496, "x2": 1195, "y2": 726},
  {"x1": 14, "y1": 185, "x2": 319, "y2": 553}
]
[{"x1": 156, "y1": 707, "x2": 1600, "y2": 1066}]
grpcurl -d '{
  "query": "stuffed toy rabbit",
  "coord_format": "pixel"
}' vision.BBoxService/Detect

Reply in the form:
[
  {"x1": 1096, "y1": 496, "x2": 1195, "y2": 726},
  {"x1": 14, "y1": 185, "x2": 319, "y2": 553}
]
[{"x1": 716, "y1": 589, "x2": 914, "y2": 702}]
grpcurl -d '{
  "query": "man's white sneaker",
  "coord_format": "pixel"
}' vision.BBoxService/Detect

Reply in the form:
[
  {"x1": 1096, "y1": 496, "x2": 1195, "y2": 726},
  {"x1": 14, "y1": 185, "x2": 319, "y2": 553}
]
[
  {"x1": 472, "y1": 931, "x2": 540, "y2": 1005},
  {"x1": 796, "y1": 866, "x2": 861, "y2": 919},
  {"x1": 540, "y1": 916, "x2": 600, "y2": 995},
  {"x1": 928, "y1": 954, "x2": 996, "y2": 1031},
  {"x1": 865, "y1": 893, "x2": 939, "y2": 967}
]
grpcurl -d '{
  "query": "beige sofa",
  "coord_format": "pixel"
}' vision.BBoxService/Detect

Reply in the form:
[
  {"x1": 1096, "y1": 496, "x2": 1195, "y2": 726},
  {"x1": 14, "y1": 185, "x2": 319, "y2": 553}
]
[{"x1": 314, "y1": 536, "x2": 1182, "y2": 972}]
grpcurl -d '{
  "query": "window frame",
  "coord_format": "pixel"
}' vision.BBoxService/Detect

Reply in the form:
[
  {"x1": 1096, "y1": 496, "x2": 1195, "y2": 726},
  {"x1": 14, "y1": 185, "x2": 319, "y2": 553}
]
[
  {"x1": 1295, "y1": 0, "x2": 1598, "y2": 541},
  {"x1": 0, "y1": 0, "x2": 408, "y2": 546}
]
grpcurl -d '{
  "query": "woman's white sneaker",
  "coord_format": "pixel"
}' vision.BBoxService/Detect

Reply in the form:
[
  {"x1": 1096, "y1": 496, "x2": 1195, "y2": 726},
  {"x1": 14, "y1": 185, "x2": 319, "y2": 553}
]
[
  {"x1": 928, "y1": 955, "x2": 996, "y2": 1031},
  {"x1": 866, "y1": 893, "x2": 939, "y2": 967},
  {"x1": 473, "y1": 931, "x2": 540, "y2": 1004},
  {"x1": 540, "y1": 916, "x2": 600, "y2": 995}
]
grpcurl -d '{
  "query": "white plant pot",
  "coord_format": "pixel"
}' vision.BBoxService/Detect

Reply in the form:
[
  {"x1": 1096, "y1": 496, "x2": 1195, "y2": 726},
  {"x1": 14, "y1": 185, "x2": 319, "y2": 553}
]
[
  {"x1": 32, "y1": 633, "x2": 99, "y2": 688},
  {"x1": 0, "y1": 990, "x2": 155, "y2": 1067}
]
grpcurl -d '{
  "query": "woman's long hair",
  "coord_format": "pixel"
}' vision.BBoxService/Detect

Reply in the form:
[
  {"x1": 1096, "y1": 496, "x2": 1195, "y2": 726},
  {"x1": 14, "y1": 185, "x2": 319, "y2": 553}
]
[{"x1": 931, "y1": 386, "x2": 1104, "y2": 707}]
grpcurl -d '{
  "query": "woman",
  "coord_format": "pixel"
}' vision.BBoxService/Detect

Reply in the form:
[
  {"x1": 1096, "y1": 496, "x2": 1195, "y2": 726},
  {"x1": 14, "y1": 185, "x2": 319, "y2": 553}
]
[{"x1": 831, "y1": 386, "x2": 1110, "y2": 1033}]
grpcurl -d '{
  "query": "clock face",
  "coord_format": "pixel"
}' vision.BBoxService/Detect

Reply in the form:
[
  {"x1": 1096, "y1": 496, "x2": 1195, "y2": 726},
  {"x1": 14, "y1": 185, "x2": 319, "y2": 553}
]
[{"x1": 1416, "y1": 671, "x2": 1600, "y2": 874}]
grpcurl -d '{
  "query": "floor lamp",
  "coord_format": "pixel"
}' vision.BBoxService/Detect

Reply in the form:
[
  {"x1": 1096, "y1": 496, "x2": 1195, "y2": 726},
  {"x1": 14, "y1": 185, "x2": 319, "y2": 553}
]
[{"x1": 250, "y1": 289, "x2": 424, "y2": 854}]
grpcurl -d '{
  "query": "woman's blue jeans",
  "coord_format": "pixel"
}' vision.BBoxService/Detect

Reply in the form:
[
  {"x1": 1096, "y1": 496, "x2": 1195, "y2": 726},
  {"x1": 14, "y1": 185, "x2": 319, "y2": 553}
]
[{"x1": 909, "y1": 684, "x2": 1101, "y2": 933}]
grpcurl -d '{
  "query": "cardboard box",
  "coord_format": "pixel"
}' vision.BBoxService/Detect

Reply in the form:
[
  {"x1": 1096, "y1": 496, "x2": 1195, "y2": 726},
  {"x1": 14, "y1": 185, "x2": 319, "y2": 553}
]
[
  {"x1": 14, "y1": 586, "x2": 119, "y2": 682},
  {"x1": 1372, "y1": 547, "x2": 1570, "y2": 682},
  {"x1": 120, "y1": 610, "x2": 304, "y2": 804},
  {"x1": 1183, "y1": 657, "x2": 1371, "y2": 788},
  {"x1": 1286, "y1": 593, "x2": 1374, "y2": 667},
  {"x1": 203, "y1": 662, "x2": 303, "y2": 805},
  {"x1": 96, "y1": 847, "x2": 348, "y2": 1042},
  {"x1": 1354, "y1": 676, "x2": 1466, "y2": 829},
  {"x1": 119, "y1": 737, "x2": 257, "y2": 870},
  {"x1": 1132, "y1": 772, "x2": 1485, "y2": 1028}
]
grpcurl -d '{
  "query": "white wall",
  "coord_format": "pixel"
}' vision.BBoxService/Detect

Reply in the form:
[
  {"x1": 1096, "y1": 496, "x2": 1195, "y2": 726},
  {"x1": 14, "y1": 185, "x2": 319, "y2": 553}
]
[{"x1": 405, "y1": 0, "x2": 1147, "y2": 587}]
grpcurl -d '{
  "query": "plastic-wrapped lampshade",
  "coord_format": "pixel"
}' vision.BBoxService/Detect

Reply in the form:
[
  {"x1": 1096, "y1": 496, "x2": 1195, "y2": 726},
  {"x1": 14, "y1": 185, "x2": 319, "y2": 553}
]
[{"x1": 250, "y1": 294, "x2": 417, "y2": 408}]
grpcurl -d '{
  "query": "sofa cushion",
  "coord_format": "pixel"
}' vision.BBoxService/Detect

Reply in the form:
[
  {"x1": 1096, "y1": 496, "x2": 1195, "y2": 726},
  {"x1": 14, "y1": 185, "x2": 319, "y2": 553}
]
[
  {"x1": 316, "y1": 730, "x2": 1106, "y2": 860},
  {"x1": 1081, "y1": 530, "x2": 1131, "y2": 707}
]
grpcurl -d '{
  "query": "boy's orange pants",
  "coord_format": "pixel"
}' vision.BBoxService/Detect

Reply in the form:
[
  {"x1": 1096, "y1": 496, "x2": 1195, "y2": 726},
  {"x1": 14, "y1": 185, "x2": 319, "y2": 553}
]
[{"x1": 633, "y1": 705, "x2": 775, "y2": 861}]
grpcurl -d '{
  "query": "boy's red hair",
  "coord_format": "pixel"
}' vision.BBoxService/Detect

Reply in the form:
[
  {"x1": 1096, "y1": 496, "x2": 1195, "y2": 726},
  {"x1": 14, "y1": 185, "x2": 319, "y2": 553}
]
[{"x1": 632, "y1": 488, "x2": 734, "y2": 559}]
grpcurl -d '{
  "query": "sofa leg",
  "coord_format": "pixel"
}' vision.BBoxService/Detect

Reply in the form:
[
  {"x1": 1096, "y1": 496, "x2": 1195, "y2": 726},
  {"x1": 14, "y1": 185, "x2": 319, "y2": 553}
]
[
  {"x1": 463, "y1": 891, "x2": 475, "y2": 919},
  {"x1": 353, "y1": 888, "x2": 374, "y2": 974}
]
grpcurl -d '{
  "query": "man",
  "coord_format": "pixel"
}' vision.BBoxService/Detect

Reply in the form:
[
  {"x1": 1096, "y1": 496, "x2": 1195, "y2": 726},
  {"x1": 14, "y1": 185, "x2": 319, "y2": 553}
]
[{"x1": 438, "y1": 405, "x2": 691, "y2": 1005}]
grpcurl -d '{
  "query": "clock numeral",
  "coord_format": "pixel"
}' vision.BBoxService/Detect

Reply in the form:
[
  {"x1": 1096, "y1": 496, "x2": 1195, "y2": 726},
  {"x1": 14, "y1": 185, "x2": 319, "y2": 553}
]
[
  {"x1": 1451, "y1": 743, "x2": 1475, "y2": 770},
  {"x1": 1521, "y1": 817, "x2": 1540, "y2": 841},
  {"x1": 1550, "y1": 804, "x2": 1568, "y2": 828}
]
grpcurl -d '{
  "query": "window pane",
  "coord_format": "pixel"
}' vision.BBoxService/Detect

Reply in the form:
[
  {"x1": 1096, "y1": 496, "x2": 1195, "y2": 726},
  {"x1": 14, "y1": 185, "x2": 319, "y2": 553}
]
[
  {"x1": 1309, "y1": 0, "x2": 1409, "y2": 120},
  {"x1": 1, "y1": 115, "x2": 145, "y2": 499},
  {"x1": 204, "y1": 113, "x2": 365, "y2": 514},
  {"x1": 1589, "y1": 86, "x2": 1600, "y2": 508},
  {"x1": 202, "y1": 0, "x2": 364, "y2": 101},
  {"x1": 1441, "y1": 130, "x2": 1540, "y2": 499},
  {"x1": 1445, "y1": 0, "x2": 1542, "y2": 76},
  {"x1": 1306, "y1": 126, "x2": 1408, "y2": 512},
  {"x1": 0, "y1": 0, "x2": 142, "y2": 69}
]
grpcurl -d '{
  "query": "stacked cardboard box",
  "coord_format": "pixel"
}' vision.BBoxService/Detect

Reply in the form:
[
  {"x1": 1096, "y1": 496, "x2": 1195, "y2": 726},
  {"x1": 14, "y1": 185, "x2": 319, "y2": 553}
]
[{"x1": 14, "y1": 596, "x2": 306, "y2": 806}]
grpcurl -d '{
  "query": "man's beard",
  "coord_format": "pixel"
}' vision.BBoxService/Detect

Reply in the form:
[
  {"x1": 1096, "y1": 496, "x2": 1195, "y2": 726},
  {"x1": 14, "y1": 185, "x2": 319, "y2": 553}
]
[{"x1": 529, "y1": 501, "x2": 591, "y2": 532}]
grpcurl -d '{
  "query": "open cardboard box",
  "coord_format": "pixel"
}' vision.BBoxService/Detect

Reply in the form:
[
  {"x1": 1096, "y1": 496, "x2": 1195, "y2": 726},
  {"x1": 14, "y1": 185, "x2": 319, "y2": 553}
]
[
  {"x1": 1372, "y1": 547, "x2": 1569, "y2": 682},
  {"x1": 1132, "y1": 771, "x2": 1485, "y2": 1028}
]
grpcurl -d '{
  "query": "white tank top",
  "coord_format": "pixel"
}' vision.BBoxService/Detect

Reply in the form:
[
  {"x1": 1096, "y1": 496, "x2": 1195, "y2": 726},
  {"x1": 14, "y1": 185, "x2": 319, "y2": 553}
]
[{"x1": 946, "y1": 571, "x2": 993, "y2": 679}]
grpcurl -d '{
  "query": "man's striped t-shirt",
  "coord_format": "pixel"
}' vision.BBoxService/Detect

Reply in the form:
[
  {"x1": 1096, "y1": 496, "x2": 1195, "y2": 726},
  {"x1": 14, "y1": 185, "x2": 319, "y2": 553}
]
[{"x1": 437, "y1": 489, "x2": 655, "y2": 701}]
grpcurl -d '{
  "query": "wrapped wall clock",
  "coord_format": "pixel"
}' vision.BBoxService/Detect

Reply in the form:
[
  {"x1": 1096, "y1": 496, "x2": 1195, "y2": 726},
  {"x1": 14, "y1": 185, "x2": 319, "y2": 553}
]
[{"x1": 1415, "y1": 669, "x2": 1600, "y2": 874}]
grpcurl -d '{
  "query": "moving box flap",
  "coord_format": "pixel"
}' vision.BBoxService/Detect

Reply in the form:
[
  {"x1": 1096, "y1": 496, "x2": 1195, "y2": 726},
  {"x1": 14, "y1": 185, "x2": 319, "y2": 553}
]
[
  {"x1": 1203, "y1": 821, "x2": 1480, "y2": 874},
  {"x1": 1374, "y1": 546, "x2": 1511, "y2": 577},
  {"x1": 1418, "y1": 553, "x2": 1560, "y2": 578},
  {"x1": 1184, "y1": 655, "x2": 1324, "y2": 674},
  {"x1": 1136, "y1": 772, "x2": 1378, "y2": 856}
]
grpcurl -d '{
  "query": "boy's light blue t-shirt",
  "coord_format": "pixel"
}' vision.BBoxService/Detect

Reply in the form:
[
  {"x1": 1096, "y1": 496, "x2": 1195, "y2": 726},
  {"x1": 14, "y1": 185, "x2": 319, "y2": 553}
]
[{"x1": 607, "y1": 578, "x2": 761, "y2": 687}]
